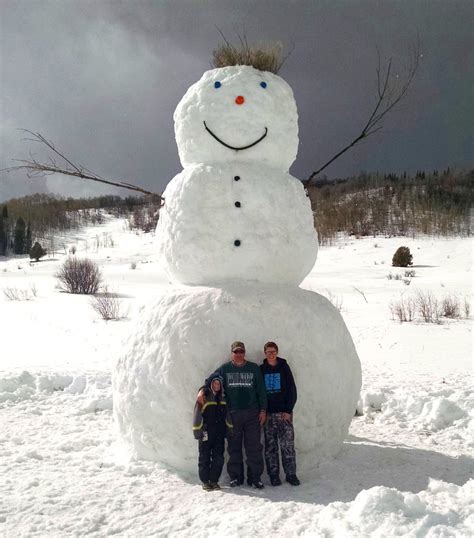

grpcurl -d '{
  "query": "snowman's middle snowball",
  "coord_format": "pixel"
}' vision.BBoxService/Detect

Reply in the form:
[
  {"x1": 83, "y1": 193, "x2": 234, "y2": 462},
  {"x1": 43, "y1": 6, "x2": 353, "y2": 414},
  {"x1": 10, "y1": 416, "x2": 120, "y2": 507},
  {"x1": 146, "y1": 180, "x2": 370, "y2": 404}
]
[{"x1": 157, "y1": 162, "x2": 318, "y2": 285}]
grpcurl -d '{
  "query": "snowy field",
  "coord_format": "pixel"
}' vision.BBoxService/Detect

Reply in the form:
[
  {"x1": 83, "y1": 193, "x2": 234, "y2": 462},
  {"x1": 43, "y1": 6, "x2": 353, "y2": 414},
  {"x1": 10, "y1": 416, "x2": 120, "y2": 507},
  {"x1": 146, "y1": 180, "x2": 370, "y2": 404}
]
[{"x1": 0, "y1": 216, "x2": 472, "y2": 537}]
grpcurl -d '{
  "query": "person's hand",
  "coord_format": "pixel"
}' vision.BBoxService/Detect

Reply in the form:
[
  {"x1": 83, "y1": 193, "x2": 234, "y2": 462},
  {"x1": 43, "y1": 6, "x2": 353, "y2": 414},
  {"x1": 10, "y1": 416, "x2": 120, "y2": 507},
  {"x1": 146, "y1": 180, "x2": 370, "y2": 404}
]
[
  {"x1": 197, "y1": 389, "x2": 206, "y2": 406},
  {"x1": 281, "y1": 412, "x2": 292, "y2": 422},
  {"x1": 259, "y1": 410, "x2": 267, "y2": 426}
]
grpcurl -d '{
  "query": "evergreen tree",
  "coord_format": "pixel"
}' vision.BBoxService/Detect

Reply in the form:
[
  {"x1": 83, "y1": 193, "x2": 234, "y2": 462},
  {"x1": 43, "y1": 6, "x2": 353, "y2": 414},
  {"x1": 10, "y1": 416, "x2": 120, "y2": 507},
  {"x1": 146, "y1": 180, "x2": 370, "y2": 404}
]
[
  {"x1": 13, "y1": 217, "x2": 26, "y2": 254},
  {"x1": 25, "y1": 222, "x2": 33, "y2": 254},
  {"x1": 1, "y1": 205, "x2": 9, "y2": 255},
  {"x1": 29, "y1": 241, "x2": 47, "y2": 262},
  {"x1": 0, "y1": 218, "x2": 7, "y2": 256}
]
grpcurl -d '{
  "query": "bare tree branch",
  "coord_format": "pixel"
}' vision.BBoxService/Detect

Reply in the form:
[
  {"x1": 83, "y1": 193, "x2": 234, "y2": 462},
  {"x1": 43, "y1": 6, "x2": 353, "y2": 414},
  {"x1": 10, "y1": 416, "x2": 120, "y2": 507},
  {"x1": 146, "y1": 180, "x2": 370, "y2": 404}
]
[
  {"x1": 304, "y1": 40, "x2": 420, "y2": 187},
  {"x1": 353, "y1": 286, "x2": 368, "y2": 303},
  {"x1": 1, "y1": 130, "x2": 164, "y2": 204}
]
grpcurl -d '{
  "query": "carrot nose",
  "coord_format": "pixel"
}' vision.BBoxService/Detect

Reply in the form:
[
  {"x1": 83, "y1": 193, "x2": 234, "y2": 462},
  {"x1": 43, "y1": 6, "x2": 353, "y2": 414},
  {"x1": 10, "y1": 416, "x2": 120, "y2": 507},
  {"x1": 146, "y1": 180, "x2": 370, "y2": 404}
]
[{"x1": 235, "y1": 95, "x2": 245, "y2": 105}]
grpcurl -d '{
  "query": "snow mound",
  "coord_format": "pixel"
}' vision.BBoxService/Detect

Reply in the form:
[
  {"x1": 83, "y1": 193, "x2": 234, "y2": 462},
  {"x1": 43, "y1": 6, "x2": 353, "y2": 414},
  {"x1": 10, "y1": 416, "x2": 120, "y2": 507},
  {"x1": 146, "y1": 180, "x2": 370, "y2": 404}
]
[
  {"x1": 416, "y1": 397, "x2": 468, "y2": 431},
  {"x1": 318, "y1": 479, "x2": 473, "y2": 537},
  {"x1": 357, "y1": 389, "x2": 389, "y2": 413},
  {"x1": 0, "y1": 371, "x2": 74, "y2": 403},
  {"x1": 381, "y1": 388, "x2": 471, "y2": 431},
  {"x1": 358, "y1": 386, "x2": 473, "y2": 447},
  {"x1": 80, "y1": 396, "x2": 113, "y2": 414},
  {"x1": 0, "y1": 371, "x2": 112, "y2": 406},
  {"x1": 64, "y1": 375, "x2": 87, "y2": 395},
  {"x1": 0, "y1": 371, "x2": 36, "y2": 403},
  {"x1": 114, "y1": 283, "x2": 361, "y2": 472}
]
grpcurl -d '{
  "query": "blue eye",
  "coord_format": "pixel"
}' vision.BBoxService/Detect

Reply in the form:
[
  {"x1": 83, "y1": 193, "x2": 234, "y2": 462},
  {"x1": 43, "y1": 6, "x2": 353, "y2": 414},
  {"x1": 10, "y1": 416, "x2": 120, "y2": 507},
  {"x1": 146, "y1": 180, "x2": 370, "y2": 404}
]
[
  {"x1": 214, "y1": 81, "x2": 222, "y2": 89},
  {"x1": 260, "y1": 81, "x2": 267, "y2": 89}
]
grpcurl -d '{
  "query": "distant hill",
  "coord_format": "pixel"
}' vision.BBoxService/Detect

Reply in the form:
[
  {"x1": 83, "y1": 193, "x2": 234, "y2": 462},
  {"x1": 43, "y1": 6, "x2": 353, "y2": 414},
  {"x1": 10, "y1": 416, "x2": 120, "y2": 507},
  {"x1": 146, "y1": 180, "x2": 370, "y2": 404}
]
[{"x1": 307, "y1": 169, "x2": 473, "y2": 244}]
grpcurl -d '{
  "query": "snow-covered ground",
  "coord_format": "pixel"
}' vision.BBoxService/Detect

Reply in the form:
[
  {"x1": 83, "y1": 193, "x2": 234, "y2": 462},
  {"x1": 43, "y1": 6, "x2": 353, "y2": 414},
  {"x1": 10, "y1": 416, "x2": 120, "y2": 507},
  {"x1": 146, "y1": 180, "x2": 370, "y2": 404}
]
[{"x1": 0, "y1": 216, "x2": 472, "y2": 537}]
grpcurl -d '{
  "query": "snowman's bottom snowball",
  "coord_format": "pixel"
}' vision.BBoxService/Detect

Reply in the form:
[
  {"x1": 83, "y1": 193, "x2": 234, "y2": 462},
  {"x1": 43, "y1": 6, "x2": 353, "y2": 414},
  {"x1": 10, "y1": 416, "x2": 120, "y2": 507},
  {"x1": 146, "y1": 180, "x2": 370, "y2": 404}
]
[{"x1": 113, "y1": 284, "x2": 361, "y2": 474}]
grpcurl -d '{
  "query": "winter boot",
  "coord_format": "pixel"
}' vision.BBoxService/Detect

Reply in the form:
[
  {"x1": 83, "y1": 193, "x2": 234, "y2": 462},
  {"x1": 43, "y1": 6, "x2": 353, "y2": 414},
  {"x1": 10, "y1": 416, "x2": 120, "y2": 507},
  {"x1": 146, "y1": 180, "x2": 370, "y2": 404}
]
[
  {"x1": 286, "y1": 475, "x2": 300, "y2": 486},
  {"x1": 270, "y1": 476, "x2": 282, "y2": 486}
]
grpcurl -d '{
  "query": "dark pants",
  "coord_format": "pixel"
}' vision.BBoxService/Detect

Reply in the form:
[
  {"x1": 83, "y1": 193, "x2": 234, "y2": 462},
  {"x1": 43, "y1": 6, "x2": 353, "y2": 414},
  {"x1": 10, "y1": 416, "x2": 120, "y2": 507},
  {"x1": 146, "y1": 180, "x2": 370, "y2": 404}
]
[
  {"x1": 227, "y1": 408, "x2": 264, "y2": 482},
  {"x1": 263, "y1": 413, "x2": 297, "y2": 477},
  {"x1": 198, "y1": 436, "x2": 225, "y2": 484}
]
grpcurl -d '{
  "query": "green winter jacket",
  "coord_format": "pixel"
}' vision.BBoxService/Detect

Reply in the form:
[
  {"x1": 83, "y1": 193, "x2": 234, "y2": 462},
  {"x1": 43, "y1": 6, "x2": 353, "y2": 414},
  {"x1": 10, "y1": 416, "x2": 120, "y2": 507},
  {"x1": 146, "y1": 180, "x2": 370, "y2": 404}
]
[{"x1": 210, "y1": 361, "x2": 268, "y2": 412}]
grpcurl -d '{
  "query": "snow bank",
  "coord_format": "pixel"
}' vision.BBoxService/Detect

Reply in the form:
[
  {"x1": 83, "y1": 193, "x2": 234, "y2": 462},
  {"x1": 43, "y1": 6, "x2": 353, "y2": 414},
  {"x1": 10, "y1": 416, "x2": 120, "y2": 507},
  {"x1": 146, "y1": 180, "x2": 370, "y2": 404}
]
[
  {"x1": 0, "y1": 371, "x2": 112, "y2": 409},
  {"x1": 358, "y1": 385, "x2": 473, "y2": 447},
  {"x1": 316, "y1": 479, "x2": 473, "y2": 537},
  {"x1": 0, "y1": 371, "x2": 73, "y2": 402}
]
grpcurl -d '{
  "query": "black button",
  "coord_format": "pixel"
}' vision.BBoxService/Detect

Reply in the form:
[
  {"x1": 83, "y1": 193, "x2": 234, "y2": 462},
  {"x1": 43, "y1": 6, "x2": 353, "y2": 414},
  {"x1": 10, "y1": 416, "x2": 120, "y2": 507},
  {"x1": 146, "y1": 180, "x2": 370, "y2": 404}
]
[
  {"x1": 234, "y1": 176, "x2": 240, "y2": 181},
  {"x1": 234, "y1": 201, "x2": 241, "y2": 208},
  {"x1": 234, "y1": 240, "x2": 241, "y2": 247}
]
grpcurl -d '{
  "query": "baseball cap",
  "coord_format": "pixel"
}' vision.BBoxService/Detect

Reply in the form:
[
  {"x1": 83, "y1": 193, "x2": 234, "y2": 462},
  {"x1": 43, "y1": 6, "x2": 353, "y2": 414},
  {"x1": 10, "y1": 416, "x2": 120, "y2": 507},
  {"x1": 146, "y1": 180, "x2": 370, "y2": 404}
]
[{"x1": 231, "y1": 341, "x2": 246, "y2": 352}]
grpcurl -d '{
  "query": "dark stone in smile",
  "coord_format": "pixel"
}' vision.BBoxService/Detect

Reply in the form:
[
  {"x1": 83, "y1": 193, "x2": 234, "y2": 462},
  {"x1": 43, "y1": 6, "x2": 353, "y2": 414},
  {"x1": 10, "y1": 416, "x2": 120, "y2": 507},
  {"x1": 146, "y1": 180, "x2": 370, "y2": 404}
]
[{"x1": 203, "y1": 121, "x2": 268, "y2": 151}]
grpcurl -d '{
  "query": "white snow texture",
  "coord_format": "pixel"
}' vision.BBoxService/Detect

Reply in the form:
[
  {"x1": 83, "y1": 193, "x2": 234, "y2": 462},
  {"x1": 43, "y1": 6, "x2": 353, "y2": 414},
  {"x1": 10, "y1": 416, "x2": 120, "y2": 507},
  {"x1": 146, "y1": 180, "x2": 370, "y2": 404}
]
[
  {"x1": 157, "y1": 163, "x2": 318, "y2": 285},
  {"x1": 114, "y1": 65, "x2": 361, "y2": 472}
]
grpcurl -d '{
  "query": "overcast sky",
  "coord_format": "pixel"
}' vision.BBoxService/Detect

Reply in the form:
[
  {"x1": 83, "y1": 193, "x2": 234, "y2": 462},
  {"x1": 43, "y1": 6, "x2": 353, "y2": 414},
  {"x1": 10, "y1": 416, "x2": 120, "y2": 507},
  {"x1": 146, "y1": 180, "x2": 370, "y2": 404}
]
[{"x1": 0, "y1": 0, "x2": 472, "y2": 202}]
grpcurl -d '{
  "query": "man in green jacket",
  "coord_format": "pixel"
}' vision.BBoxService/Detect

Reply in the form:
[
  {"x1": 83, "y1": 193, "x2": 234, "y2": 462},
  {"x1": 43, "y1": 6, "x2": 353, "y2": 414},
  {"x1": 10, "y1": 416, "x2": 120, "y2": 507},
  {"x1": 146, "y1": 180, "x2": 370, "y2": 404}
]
[{"x1": 202, "y1": 341, "x2": 267, "y2": 489}]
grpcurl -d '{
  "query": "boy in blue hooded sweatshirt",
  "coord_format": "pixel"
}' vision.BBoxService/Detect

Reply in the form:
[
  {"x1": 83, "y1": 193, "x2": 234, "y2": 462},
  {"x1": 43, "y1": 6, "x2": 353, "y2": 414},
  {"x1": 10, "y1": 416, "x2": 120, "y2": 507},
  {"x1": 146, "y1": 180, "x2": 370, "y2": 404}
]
[{"x1": 193, "y1": 374, "x2": 232, "y2": 491}]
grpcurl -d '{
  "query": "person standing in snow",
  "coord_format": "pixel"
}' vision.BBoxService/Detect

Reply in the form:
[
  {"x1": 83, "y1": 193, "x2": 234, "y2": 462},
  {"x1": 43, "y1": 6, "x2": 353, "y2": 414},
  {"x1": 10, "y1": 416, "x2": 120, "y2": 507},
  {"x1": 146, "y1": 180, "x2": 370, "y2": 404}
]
[
  {"x1": 199, "y1": 341, "x2": 268, "y2": 489},
  {"x1": 193, "y1": 374, "x2": 231, "y2": 491},
  {"x1": 260, "y1": 341, "x2": 300, "y2": 486}
]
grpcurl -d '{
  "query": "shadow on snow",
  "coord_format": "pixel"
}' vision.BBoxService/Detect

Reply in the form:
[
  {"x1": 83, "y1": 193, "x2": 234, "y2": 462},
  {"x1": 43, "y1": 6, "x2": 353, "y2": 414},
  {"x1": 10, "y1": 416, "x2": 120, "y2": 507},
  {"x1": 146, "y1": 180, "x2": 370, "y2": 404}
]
[{"x1": 191, "y1": 435, "x2": 471, "y2": 505}]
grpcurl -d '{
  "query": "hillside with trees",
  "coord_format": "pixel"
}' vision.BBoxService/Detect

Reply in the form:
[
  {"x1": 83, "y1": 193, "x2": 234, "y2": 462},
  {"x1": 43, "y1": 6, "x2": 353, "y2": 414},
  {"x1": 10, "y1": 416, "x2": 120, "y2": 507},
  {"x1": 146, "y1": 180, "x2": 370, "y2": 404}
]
[
  {"x1": 307, "y1": 168, "x2": 473, "y2": 245},
  {"x1": 0, "y1": 194, "x2": 160, "y2": 258}
]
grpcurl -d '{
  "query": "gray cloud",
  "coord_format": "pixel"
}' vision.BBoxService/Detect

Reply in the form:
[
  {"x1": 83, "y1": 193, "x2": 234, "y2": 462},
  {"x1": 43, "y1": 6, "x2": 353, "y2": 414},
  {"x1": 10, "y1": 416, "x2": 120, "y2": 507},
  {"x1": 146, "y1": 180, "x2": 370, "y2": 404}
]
[{"x1": 1, "y1": 0, "x2": 472, "y2": 202}]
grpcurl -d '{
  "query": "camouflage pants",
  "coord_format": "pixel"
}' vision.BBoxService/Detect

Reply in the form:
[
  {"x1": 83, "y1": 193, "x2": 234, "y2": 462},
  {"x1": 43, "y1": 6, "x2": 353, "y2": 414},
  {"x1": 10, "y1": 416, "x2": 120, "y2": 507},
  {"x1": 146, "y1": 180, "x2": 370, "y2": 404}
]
[{"x1": 263, "y1": 413, "x2": 296, "y2": 478}]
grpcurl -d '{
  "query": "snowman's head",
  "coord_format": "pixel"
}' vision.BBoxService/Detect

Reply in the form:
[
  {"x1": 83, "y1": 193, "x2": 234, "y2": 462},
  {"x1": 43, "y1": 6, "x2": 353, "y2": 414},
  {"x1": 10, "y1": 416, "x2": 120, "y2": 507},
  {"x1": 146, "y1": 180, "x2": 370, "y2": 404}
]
[{"x1": 174, "y1": 65, "x2": 298, "y2": 171}]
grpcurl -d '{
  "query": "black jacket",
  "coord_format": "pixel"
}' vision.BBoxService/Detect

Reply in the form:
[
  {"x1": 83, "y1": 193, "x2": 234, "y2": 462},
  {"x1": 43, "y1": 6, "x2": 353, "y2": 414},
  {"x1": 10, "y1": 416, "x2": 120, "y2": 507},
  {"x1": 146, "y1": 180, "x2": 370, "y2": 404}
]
[
  {"x1": 260, "y1": 357, "x2": 297, "y2": 414},
  {"x1": 193, "y1": 388, "x2": 232, "y2": 441}
]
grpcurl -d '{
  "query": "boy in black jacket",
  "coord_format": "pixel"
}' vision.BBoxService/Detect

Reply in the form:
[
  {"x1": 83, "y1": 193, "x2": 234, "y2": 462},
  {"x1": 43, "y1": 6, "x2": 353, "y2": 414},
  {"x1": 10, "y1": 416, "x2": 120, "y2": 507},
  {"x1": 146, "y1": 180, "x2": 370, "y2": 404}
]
[
  {"x1": 260, "y1": 341, "x2": 300, "y2": 486},
  {"x1": 193, "y1": 374, "x2": 231, "y2": 490}
]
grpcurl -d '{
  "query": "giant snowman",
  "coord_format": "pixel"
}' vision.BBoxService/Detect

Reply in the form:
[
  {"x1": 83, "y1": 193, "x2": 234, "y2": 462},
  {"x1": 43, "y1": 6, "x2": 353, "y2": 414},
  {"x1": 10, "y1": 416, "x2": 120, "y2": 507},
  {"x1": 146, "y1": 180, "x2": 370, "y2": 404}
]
[{"x1": 114, "y1": 64, "x2": 361, "y2": 473}]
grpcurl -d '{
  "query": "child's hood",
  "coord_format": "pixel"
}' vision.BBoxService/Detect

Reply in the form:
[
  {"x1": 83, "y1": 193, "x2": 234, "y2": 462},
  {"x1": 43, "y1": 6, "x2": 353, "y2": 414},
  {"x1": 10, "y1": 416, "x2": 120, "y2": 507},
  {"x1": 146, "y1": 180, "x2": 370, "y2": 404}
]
[{"x1": 207, "y1": 373, "x2": 224, "y2": 394}]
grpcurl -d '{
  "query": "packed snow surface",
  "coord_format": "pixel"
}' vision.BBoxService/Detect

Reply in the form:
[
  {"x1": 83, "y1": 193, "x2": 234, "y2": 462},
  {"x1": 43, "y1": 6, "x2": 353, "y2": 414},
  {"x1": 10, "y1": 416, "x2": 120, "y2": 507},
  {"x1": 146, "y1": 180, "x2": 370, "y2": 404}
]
[
  {"x1": 114, "y1": 283, "x2": 361, "y2": 471},
  {"x1": 0, "y1": 219, "x2": 472, "y2": 536}
]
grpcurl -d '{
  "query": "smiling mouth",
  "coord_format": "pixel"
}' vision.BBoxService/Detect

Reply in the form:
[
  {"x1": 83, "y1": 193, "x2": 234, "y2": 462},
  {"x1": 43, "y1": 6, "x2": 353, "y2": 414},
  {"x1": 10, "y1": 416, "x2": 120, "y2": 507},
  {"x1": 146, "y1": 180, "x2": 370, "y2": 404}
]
[{"x1": 203, "y1": 121, "x2": 268, "y2": 151}]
